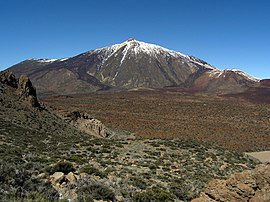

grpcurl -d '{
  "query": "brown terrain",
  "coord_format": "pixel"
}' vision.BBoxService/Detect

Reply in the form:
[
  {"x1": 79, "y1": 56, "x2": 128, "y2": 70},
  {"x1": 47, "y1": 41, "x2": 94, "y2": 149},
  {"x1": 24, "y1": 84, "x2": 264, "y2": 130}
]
[
  {"x1": 226, "y1": 79, "x2": 270, "y2": 104},
  {"x1": 42, "y1": 88, "x2": 270, "y2": 152}
]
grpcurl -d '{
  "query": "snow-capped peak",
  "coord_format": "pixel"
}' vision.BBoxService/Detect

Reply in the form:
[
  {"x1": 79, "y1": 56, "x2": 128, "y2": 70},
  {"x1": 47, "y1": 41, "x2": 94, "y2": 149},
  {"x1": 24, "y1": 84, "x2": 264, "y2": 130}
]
[
  {"x1": 91, "y1": 39, "x2": 216, "y2": 69},
  {"x1": 208, "y1": 68, "x2": 259, "y2": 82}
]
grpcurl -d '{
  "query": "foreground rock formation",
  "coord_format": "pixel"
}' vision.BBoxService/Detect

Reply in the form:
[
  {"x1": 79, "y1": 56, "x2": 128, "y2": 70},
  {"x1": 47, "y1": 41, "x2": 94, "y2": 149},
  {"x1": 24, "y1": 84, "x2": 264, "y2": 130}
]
[{"x1": 192, "y1": 163, "x2": 270, "y2": 202}]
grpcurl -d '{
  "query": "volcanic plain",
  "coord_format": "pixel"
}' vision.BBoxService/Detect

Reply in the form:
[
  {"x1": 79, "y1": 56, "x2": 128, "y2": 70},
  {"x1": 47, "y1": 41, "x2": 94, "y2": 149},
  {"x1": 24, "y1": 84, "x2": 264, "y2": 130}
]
[{"x1": 42, "y1": 89, "x2": 270, "y2": 153}]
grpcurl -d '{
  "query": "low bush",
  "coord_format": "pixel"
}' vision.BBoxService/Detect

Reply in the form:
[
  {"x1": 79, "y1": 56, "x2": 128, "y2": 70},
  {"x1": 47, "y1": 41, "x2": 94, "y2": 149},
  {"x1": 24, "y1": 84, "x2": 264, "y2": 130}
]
[
  {"x1": 169, "y1": 183, "x2": 190, "y2": 201},
  {"x1": 77, "y1": 178, "x2": 115, "y2": 202},
  {"x1": 46, "y1": 161, "x2": 75, "y2": 175}
]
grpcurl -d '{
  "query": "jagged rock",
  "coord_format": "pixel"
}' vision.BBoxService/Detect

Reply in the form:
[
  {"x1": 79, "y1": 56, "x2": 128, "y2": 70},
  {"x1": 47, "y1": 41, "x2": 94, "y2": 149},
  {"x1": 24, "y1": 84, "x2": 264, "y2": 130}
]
[
  {"x1": 192, "y1": 163, "x2": 270, "y2": 202},
  {"x1": 66, "y1": 111, "x2": 110, "y2": 138},
  {"x1": 17, "y1": 75, "x2": 40, "y2": 107}
]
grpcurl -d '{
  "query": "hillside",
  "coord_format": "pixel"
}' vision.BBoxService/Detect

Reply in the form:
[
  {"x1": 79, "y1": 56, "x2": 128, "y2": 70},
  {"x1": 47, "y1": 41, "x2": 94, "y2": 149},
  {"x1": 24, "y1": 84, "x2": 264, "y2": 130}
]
[
  {"x1": 0, "y1": 71, "x2": 263, "y2": 202},
  {"x1": 7, "y1": 39, "x2": 259, "y2": 96}
]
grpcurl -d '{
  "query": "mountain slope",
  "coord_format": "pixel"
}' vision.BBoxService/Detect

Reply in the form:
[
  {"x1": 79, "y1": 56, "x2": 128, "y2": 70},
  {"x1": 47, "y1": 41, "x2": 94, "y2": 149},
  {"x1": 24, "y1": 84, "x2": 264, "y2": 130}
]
[
  {"x1": 7, "y1": 39, "x2": 259, "y2": 95},
  {"x1": 0, "y1": 71, "x2": 91, "y2": 161}
]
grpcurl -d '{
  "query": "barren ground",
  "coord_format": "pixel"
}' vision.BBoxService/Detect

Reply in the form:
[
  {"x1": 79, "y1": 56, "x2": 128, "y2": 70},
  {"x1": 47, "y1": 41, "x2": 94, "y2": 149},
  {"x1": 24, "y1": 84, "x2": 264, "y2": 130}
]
[{"x1": 42, "y1": 89, "x2": 270, "y2": 152}]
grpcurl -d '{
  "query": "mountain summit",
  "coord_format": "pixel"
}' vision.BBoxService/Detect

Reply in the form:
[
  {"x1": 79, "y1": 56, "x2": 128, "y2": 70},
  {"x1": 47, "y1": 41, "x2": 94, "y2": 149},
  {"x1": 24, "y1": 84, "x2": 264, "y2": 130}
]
[{"x1": 7, "y1": 39, "x2": 259, "y2": 95}]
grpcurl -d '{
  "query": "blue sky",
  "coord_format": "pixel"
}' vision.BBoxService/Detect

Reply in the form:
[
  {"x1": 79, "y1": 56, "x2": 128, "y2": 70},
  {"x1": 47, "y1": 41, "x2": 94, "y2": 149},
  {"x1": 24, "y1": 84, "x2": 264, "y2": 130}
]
[{"x1": 0, "y1": 0, "x2": 269, "y2": 78}]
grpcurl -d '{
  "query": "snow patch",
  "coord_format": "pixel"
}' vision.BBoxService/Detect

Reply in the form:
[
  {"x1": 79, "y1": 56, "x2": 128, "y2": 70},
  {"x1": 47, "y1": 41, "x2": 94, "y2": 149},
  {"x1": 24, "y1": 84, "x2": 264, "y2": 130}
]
[
  {"x1": 59, "y1": 58, "x2": 69, "y2": 62},
  {"x1": 28, "y1": 58, "x2": 58, "y2": 63},
  {"x1": 207, "y1": 69, "x2": 223, "y2": 78},
  {"x1": 28, "y1": 58, "x2": 69, "y2": 63},
  {"x1": 113, "y1": 72, "x2": 119, "y2": 80}
]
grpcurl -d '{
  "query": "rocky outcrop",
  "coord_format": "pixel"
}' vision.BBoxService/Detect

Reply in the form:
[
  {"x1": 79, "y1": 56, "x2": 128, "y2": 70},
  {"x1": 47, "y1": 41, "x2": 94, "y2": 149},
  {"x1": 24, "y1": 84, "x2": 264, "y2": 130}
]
[
  {"x1": 65, "y1": 111, "x2": 111, "y2": 138},
  {"x1": 17, "y1": 75, "x2": 40, "y2": 107},
  {"x1": 192, "y1": 163, "x2": 270, "y2": 202},
  {"x1": 0, "y1": 71, "x2": 18, "y2": 88},
  {"x1": 0, "y1": 71, "x2": 40, "y2": 108}
]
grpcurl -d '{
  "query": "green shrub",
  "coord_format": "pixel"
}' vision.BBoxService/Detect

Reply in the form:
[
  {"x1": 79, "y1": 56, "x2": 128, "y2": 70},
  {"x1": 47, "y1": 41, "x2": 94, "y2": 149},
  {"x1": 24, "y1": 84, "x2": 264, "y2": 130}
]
[
  {"x1": 26, "y1": 191, "x2": 51, "y2": 202},
  {"x1": 129, "y1": 176, "x2": 147, "y2": 190},
  {"x1": 46, "y1": 161, "x2": 75, "y2": 175}
]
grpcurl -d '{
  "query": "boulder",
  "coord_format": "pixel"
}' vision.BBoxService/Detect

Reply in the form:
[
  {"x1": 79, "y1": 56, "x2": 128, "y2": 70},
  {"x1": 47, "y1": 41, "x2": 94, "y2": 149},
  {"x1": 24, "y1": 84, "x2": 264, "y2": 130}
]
[
  {"x1": 51, "y1": 172, "x2": 65, "y2": 184},
  {"x1": 66, "y1": 172, "x2": 77, "y2": 184}
]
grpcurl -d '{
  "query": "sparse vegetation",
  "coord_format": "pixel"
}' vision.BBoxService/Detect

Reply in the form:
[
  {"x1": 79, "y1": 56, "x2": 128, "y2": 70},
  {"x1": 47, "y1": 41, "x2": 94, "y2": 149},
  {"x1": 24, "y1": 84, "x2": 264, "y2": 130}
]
[
  {"x1": 0, "y1": 77, "x2": 266, "y2": 201},
  {"x1": 79, "y1": 165, "x2": 106, "y2": 178},
  {"x1": 0, "y1": 161, "x2": 58, "y2": 202}
]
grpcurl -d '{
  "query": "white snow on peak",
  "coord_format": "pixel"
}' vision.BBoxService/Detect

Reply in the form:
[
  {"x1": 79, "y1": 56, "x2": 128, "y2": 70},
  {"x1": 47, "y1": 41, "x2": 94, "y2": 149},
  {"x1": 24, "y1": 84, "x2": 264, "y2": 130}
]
[{"x1": 91, "y1": 39, "x2": 216, "y2": 69}]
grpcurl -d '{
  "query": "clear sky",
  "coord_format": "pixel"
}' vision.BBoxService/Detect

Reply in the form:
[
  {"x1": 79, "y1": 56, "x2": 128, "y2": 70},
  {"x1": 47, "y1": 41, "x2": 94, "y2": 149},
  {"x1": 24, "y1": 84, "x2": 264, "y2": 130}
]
[{"x1": 0, "y1": 0, "x2": 269, "y2": 78}]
